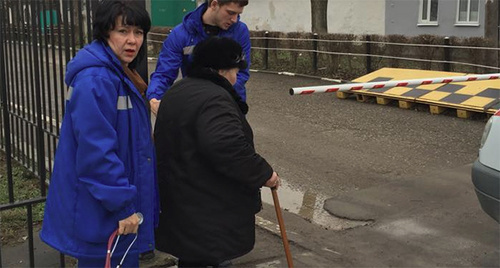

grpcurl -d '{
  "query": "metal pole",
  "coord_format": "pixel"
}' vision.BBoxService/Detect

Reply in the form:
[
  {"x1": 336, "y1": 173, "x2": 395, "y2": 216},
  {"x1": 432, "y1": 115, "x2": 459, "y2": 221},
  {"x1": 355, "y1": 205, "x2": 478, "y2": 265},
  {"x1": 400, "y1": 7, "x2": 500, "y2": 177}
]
[
  {"x1": 0, "y1": 230, "x2": 2, "y2": 267},
  {"x1": 59, "y1": 253, "x2": 66, "y2": 267},
  {"x1": 497, "y1": 0, "x2": 500, "y2": 69},
  {"x1": 85, "y1": 0, "x2": 93, "y2": 44},
  {"x1": 12, "y1": 0, "x2": 21, "y2": 164},
  {"x1": 20, "y1": 0, "x2": 30, "y2": 169},
  {"x1": 312, "y1": 33, "x2": 318, "y2": 73},
  {"x1": 27, "y1": 204, "x2": 35, "y2": 268},
  {"x1": 0, "y1": 0, "x2": 14, "y2": 203},
  {"x1": 69, "y1": 0, "x2": 76, "y2": 58},
  {"x1": 264, "y1": 31, "x2": 269, "y2": 70},
  {"x1": 25, "y1": 0, "x2": 35, "y2": 172},
  {"x1": 62, "y1": 0, "x2": 71, "y2": 62},
  {"x1": 290, "y1": 73, "x2": 500, "y2": 95},
  {"x1": 444, "y1": 37, "x2": 451, "y2": 72},
  {"x1": 77, "y1": 0, "x2": 84, "y2": 48},
  {"x1": 31, "y1": 0, "x2": 46, "y2": 196},
  {"x1": 56, "y1": 0, "x2": 65, "y2": 133},
  {"x1": 366, "y1": 35, "x2": 372, "y2": 74}
]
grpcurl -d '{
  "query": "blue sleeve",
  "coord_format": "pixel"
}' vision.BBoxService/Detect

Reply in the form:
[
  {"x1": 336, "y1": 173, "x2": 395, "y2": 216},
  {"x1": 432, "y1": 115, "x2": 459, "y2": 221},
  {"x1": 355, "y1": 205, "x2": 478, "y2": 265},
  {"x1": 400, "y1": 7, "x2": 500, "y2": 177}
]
[
  {"x1": 148, "y1": 29, "x2": 185, "y2": 101},
  {"x1": 68, "y1": 75, "x2": 136, "y2": 220},
  {"x1": 234, "y1": 24, "x2": 251, "y2": 102}
]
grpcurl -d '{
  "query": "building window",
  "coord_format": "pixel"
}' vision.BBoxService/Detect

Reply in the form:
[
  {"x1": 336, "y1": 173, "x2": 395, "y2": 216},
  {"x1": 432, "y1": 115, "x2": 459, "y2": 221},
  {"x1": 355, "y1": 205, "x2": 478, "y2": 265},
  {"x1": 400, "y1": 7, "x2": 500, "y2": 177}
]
[
  {"x1": 457, "y1": 0, "x2": 479, "y2": 24},
  {"x1": 419, "y1": 0, "x2": 439, "y2": 25}
]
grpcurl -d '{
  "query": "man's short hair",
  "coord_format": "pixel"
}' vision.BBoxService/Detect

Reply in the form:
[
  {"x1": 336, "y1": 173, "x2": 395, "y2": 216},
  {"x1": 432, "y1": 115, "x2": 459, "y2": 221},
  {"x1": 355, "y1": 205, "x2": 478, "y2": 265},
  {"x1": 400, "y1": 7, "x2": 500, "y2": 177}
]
[{"x1": 208, "y1": 0, "x2": 249, "y2": 7}]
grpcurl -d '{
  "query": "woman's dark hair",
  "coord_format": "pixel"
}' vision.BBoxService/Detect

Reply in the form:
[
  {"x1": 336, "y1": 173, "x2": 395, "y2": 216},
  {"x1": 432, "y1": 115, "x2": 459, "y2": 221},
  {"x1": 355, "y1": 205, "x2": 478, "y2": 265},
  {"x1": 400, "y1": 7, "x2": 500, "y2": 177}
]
[{"x1": 93, "y1": 0, "x2": 151, "y2": 68}]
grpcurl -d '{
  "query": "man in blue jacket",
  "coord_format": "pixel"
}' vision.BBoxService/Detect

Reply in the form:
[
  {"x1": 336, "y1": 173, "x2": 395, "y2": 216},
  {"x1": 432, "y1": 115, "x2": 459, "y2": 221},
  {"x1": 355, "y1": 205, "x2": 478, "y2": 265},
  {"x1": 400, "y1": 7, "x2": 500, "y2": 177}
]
[{"x1": 148, "y1": 0, "x2": 251, "y2": 115}]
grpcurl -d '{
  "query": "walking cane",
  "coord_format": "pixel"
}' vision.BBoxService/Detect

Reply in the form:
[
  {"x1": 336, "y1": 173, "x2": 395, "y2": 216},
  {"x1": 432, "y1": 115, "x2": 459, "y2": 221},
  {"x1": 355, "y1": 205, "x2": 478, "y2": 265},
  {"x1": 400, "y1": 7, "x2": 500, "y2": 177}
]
[{"x1": 271, "y1": 187, "x2": 294, "y2": 268}]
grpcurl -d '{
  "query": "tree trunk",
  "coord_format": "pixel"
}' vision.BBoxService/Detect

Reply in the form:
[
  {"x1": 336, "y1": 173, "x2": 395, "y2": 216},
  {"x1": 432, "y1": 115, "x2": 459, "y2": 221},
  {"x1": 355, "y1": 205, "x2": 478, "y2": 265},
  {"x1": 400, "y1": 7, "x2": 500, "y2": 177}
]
[
  {"x1": 484, "y1": 0, "x2": 498, "y2": 43},
  {"x1": 311, "y1": 0, "x2": 328, "y2": 33}
]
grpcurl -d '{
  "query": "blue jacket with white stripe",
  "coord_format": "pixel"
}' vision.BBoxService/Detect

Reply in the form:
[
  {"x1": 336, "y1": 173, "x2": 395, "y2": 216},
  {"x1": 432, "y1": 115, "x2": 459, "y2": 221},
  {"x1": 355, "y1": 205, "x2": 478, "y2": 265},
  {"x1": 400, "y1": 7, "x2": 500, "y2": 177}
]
[
  {"x1": 40, "y1": 40, "x2": 158, "y2": 259},
  {"x1": 147, "y1": 2, "x2": 251, "y2": 102}
]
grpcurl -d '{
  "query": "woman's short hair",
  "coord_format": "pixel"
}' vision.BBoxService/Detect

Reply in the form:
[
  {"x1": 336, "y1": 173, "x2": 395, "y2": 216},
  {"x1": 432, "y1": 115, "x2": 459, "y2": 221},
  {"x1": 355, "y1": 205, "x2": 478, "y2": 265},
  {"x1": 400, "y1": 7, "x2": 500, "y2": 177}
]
[{"x1": 93, "y1": 1, "x2": 151, "y2": 68}]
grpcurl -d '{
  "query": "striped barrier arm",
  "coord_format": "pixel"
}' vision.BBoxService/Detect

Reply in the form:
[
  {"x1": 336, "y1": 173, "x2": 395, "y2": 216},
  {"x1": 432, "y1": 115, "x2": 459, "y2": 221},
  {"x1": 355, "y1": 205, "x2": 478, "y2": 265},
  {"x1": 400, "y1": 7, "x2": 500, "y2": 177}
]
[{"x1": 289, "y1": 73, "x2": 500, "y2": 95}]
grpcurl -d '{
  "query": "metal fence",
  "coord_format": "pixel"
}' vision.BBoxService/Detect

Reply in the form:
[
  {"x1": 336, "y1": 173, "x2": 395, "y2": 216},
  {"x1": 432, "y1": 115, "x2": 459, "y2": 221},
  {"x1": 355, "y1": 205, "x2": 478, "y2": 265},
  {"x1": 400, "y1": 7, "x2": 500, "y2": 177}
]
[
  {"x1": 147, "y1": 30, "x2": 500, "y2": 81},
  {"x1": 0, "y1": 0, "x2": 96, "y2": 196},
  {"x1": 0, "y1": 0, "x2": 148, "y2": 266},
  {"x1": 0, "y1": 0, "x2": 97, "y2": 266},
  {"x1": 248, "y1": 32, "x2": 500, "y2": 80}
]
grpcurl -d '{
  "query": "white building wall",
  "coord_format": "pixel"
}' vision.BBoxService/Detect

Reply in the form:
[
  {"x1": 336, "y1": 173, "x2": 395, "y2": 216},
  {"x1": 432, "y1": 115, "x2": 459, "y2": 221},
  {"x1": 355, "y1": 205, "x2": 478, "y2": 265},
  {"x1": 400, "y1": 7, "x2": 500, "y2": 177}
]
[
  {"x1": 241, "y1": 0, "x2": 312, "y2": 32},
  {"x1": 327, "y1": 0, "x2": 385, "y2": 35},
  {"x1": 242, "y1": 0, "x2": 385, "y2": 34}
]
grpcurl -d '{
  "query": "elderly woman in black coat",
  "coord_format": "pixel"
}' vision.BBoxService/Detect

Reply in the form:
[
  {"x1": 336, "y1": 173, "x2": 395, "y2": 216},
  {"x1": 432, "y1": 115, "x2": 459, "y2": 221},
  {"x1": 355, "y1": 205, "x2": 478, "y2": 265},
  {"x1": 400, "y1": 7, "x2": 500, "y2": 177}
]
[{"x1": 154, "y1": 37, "x2": 280, "y2": 267}]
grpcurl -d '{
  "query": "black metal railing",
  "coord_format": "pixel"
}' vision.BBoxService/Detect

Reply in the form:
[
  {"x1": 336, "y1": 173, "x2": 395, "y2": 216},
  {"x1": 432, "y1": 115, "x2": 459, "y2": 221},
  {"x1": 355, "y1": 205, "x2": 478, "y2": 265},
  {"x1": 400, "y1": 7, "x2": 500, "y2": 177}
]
[
  {"x1": 0, "y1": 197, "x2": 66, "y2": 268},
  {"x1": 0, "y1": 1, "x2": 149, "y2": 266},
  {"x1": 0, "y1": 0, "x2": 97, "y2": 266}
]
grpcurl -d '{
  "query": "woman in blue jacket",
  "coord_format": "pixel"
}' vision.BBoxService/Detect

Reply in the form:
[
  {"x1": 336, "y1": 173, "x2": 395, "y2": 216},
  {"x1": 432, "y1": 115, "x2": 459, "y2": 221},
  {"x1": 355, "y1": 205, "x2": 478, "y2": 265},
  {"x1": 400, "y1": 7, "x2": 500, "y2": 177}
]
[{"x1": 40, "y1": 1, "x2": 158, "y2": 267}]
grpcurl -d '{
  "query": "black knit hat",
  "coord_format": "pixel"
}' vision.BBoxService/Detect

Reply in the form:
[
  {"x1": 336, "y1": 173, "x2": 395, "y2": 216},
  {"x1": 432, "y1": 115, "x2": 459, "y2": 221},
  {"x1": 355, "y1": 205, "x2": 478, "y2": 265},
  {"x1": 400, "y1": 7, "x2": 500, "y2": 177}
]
[{"x1": 190, "y1": 37, "x2": 247, "y2": 71}]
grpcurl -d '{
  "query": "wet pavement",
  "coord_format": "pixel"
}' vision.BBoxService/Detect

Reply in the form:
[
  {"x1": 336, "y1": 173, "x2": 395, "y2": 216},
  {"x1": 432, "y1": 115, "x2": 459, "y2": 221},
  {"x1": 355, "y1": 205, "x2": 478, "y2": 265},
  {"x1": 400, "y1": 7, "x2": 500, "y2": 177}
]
[{"x1": 260, "y1": 180, "x2": 370, "y2": 231}]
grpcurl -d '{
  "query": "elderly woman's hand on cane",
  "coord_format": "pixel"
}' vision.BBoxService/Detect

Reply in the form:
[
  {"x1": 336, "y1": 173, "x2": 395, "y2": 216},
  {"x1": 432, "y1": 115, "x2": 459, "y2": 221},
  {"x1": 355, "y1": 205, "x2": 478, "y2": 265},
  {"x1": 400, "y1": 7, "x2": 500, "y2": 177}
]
[{"x1": 265, "y1": 172, "x2": 280, "y2": 189}]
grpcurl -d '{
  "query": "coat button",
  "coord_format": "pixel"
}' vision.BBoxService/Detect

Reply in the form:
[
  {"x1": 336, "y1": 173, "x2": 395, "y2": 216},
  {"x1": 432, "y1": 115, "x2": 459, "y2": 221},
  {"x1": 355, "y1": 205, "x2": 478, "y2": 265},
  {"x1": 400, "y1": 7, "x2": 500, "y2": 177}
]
[{"x1": 147, "y1": 157, "x2": 151, "y2": 162}]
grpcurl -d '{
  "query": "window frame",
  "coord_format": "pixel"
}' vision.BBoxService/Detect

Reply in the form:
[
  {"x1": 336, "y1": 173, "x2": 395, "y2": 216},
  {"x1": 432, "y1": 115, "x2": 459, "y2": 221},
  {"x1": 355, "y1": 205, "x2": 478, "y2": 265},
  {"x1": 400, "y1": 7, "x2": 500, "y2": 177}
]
[
  {"x1": 455, "y1": 0, "x2": 480, "y2": 26},
  {"x1": 418, "y1": 0, "x2": 439, "y2": 26}
]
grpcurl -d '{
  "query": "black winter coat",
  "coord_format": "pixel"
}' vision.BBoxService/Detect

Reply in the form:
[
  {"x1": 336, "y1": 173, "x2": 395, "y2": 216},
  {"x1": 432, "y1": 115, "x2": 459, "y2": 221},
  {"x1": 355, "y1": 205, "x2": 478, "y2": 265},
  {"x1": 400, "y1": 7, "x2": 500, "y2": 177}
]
[{"x1": 154, "y1": 69, "x2": 273, "y2": 264}]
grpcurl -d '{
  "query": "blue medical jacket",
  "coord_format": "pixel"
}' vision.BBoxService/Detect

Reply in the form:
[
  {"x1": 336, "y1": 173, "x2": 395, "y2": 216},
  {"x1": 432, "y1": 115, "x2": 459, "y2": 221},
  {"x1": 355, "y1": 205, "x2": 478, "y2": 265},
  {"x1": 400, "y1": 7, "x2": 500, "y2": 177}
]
[
  {"x1": 148, "y1": 2, "x2": 251, "y2": 102},
  {"x1": 40, "y1": 40, "x2": 158, "y2": 258}
]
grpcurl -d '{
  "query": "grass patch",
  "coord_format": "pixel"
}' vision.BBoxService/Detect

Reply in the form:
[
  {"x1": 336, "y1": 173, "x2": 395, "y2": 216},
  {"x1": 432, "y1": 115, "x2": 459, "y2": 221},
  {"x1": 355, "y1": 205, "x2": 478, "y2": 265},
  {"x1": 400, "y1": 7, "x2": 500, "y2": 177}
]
[{"x1": 0, "y1": 153, "x2": 45, "y2": 246}]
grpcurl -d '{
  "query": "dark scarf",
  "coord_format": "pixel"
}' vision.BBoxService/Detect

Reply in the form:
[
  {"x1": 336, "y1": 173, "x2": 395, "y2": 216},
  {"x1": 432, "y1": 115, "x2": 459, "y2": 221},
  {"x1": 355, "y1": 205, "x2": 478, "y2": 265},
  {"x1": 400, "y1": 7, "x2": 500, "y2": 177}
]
[{"x1": 188, "y1": 67, "x2": 249, "y2": 115}]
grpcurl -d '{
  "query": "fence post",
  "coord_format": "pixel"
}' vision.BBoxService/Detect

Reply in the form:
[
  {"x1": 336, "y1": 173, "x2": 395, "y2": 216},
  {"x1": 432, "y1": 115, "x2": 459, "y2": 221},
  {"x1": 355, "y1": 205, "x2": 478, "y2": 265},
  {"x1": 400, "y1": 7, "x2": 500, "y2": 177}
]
[
  {"x1": 60, "y1": 253, "x2": 66, "y2": 267},
  {"x1": 31, "y1": 0, "x2": 47, "y2": 196},
  {"x1": 27, "y1": 203, "x2": 35, "y2": 268},
  {"x1": 313, "y1": 33, "x2": 318, "y2": 73},
  {"x1": 0, "y1": 0, "x2": 14, "y2": 203},
  {"x1": 444, "y1": 37, "x2": 451, "y2": 72},
  {"x1": 366, "y1": 35, "x2": 372, "y2": 74},
  {"x1": 264, "y1": 31, "x2": 269, "y2": 70}
]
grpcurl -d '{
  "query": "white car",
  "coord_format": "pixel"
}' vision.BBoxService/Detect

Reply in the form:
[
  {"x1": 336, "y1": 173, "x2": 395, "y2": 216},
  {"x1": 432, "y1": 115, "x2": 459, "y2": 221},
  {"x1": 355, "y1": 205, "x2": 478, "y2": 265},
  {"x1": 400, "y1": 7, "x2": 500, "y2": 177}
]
[{"x1": 472, "y1": 109, "x2": 500, "y2": 223}]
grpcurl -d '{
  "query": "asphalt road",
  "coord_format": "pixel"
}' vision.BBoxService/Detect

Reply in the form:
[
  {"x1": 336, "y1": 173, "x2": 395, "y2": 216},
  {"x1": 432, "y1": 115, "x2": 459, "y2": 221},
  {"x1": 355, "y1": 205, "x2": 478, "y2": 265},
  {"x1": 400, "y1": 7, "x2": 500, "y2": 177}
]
[
  {"x1": 240, "y1": 71, "x2": 498, "y2": 266},
  {"x1": 245, "y1": 71, "x2": 485, "y2": 198}
]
